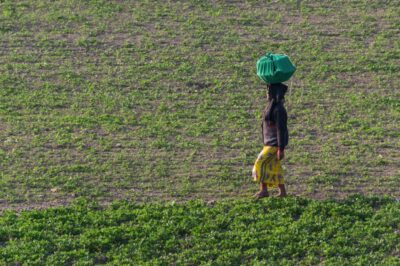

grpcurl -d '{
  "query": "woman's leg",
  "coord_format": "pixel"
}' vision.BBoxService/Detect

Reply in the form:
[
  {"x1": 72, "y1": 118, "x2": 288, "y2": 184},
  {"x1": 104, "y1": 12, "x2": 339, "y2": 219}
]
[
  {"x1": 260, "y1": 182, "x2": 269, "y2": 194},
  {"x1": 278, "y1": 184, "x2": 287, "y2": 197},
  {"x1": 254, "y1": 182, "x2": 269, "y2": 198},
  {"x1": 253, "y1": 147, "x2": 275, "y2": 199},
  {"x1": 253, "y1": 147, "x2": 273, "y2": 182}
]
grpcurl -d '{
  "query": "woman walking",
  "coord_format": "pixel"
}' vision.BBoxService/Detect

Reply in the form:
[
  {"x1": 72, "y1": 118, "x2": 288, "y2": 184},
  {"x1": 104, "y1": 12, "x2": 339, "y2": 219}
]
[{"x1": 252, "y1": 82, "x2": 289, "y2": 199}]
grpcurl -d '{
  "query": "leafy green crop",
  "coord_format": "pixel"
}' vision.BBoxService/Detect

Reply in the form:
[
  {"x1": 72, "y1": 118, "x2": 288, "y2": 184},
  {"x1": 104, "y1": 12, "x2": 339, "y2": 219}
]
[
  {"x1": 0, "y1": 195, "x2": 399, "y2": 265},
  {"x1": 0, "y1": 1, "x2": 399, "y2": 264}
]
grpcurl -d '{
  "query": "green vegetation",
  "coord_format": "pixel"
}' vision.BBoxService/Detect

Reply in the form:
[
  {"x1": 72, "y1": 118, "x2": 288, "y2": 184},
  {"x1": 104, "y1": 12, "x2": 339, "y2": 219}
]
[
  {"x1": 1, "y1": 196, "x2": 399, "y2": 265},
  {"x1": 0, "y1": 1, "x2": 399, "y2": 263},
  {"x1": 0, "y1": 1, "x2": 399, "y2": 206}
]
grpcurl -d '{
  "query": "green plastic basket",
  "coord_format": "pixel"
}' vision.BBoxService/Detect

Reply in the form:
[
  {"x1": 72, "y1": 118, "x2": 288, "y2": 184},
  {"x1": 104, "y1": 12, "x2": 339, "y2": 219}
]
[{"x1": 257, "y1": 53, "x2": 296, "y2": 84}]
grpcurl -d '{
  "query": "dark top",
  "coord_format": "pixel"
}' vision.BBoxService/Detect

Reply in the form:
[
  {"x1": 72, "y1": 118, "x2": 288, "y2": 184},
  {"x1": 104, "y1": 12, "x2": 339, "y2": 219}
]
[{"x1": 262, "y1": 104, "x2": 289, "y2": 149}]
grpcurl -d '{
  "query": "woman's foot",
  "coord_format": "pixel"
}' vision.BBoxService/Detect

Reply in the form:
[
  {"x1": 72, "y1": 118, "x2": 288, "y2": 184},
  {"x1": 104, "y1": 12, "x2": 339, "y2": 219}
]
[{"x1": 253, "y1": 189, "x2": 269, "y2": 199}]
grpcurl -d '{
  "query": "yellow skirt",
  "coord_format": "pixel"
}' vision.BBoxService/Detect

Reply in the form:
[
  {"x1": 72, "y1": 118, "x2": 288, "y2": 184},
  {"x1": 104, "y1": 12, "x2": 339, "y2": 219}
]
[{"x1": 252, "y1": 146, "x2": 284, "y2": 188}]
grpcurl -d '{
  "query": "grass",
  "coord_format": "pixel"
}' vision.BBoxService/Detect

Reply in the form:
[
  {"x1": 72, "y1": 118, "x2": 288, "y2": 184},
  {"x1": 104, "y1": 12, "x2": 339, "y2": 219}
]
[
  {"x1": 0, "y1": 195, "x2": 399, "y2": 265},
  {"x1": 0, "y1": 0, "x2": 399, "y2": 208}
]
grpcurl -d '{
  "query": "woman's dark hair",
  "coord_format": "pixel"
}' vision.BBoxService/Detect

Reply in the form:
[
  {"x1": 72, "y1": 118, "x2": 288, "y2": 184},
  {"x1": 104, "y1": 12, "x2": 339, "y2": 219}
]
[{"x1": 263, "y1": 83, "x2": 288, "y2": 124}]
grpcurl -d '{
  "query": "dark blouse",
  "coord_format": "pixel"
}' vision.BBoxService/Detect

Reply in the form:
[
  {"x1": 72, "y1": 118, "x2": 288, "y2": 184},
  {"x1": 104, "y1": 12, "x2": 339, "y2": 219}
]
[{"x1": 262, "y1": 104, "x2": 289, "y2": 149}]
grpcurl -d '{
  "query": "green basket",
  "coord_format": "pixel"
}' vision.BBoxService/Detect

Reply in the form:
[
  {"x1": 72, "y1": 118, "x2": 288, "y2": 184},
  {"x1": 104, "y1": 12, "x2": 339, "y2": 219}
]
[{"x1": 257, "y1": 53, "x2": 296, "y2": 84}]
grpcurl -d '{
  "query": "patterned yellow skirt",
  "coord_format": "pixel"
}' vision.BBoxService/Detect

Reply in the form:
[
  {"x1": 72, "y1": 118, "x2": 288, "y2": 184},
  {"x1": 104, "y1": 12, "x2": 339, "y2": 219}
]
[{"x1": 252, "y1": 146, "x2": 284, "y2": 188}]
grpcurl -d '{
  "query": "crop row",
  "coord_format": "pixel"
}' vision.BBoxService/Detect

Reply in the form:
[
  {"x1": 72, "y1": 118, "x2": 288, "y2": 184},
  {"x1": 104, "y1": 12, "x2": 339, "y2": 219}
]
[{"x1": 0, "y1": 195, "x2": 399, "y2": 265}]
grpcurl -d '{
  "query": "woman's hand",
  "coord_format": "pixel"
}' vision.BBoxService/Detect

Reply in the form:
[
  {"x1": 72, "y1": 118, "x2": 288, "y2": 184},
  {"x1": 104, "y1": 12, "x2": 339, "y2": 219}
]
[{"x1": 277, "y1": 148, "x2": 284, "y2": 160}]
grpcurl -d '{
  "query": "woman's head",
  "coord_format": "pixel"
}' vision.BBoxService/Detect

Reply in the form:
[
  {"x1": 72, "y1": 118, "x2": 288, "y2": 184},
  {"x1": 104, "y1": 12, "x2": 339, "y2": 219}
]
[
  {"x1": 263, "y1": 83, "x2": 288, "y2": 123},
  {"x1": 267, "y1": 83, "x2": 288, "y2": 102}
]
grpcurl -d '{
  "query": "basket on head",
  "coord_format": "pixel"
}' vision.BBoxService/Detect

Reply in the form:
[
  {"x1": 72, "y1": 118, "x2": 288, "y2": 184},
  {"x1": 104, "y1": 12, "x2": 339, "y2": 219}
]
[{"x1": 257, "y1": 53, "x2": 296, "y2": 84}]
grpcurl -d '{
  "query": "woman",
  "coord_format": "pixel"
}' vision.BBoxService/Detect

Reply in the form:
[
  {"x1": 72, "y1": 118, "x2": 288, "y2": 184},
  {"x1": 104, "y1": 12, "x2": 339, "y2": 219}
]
[{"x1": 252, "y1": 83, "x2": 289, "y2": 199}]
